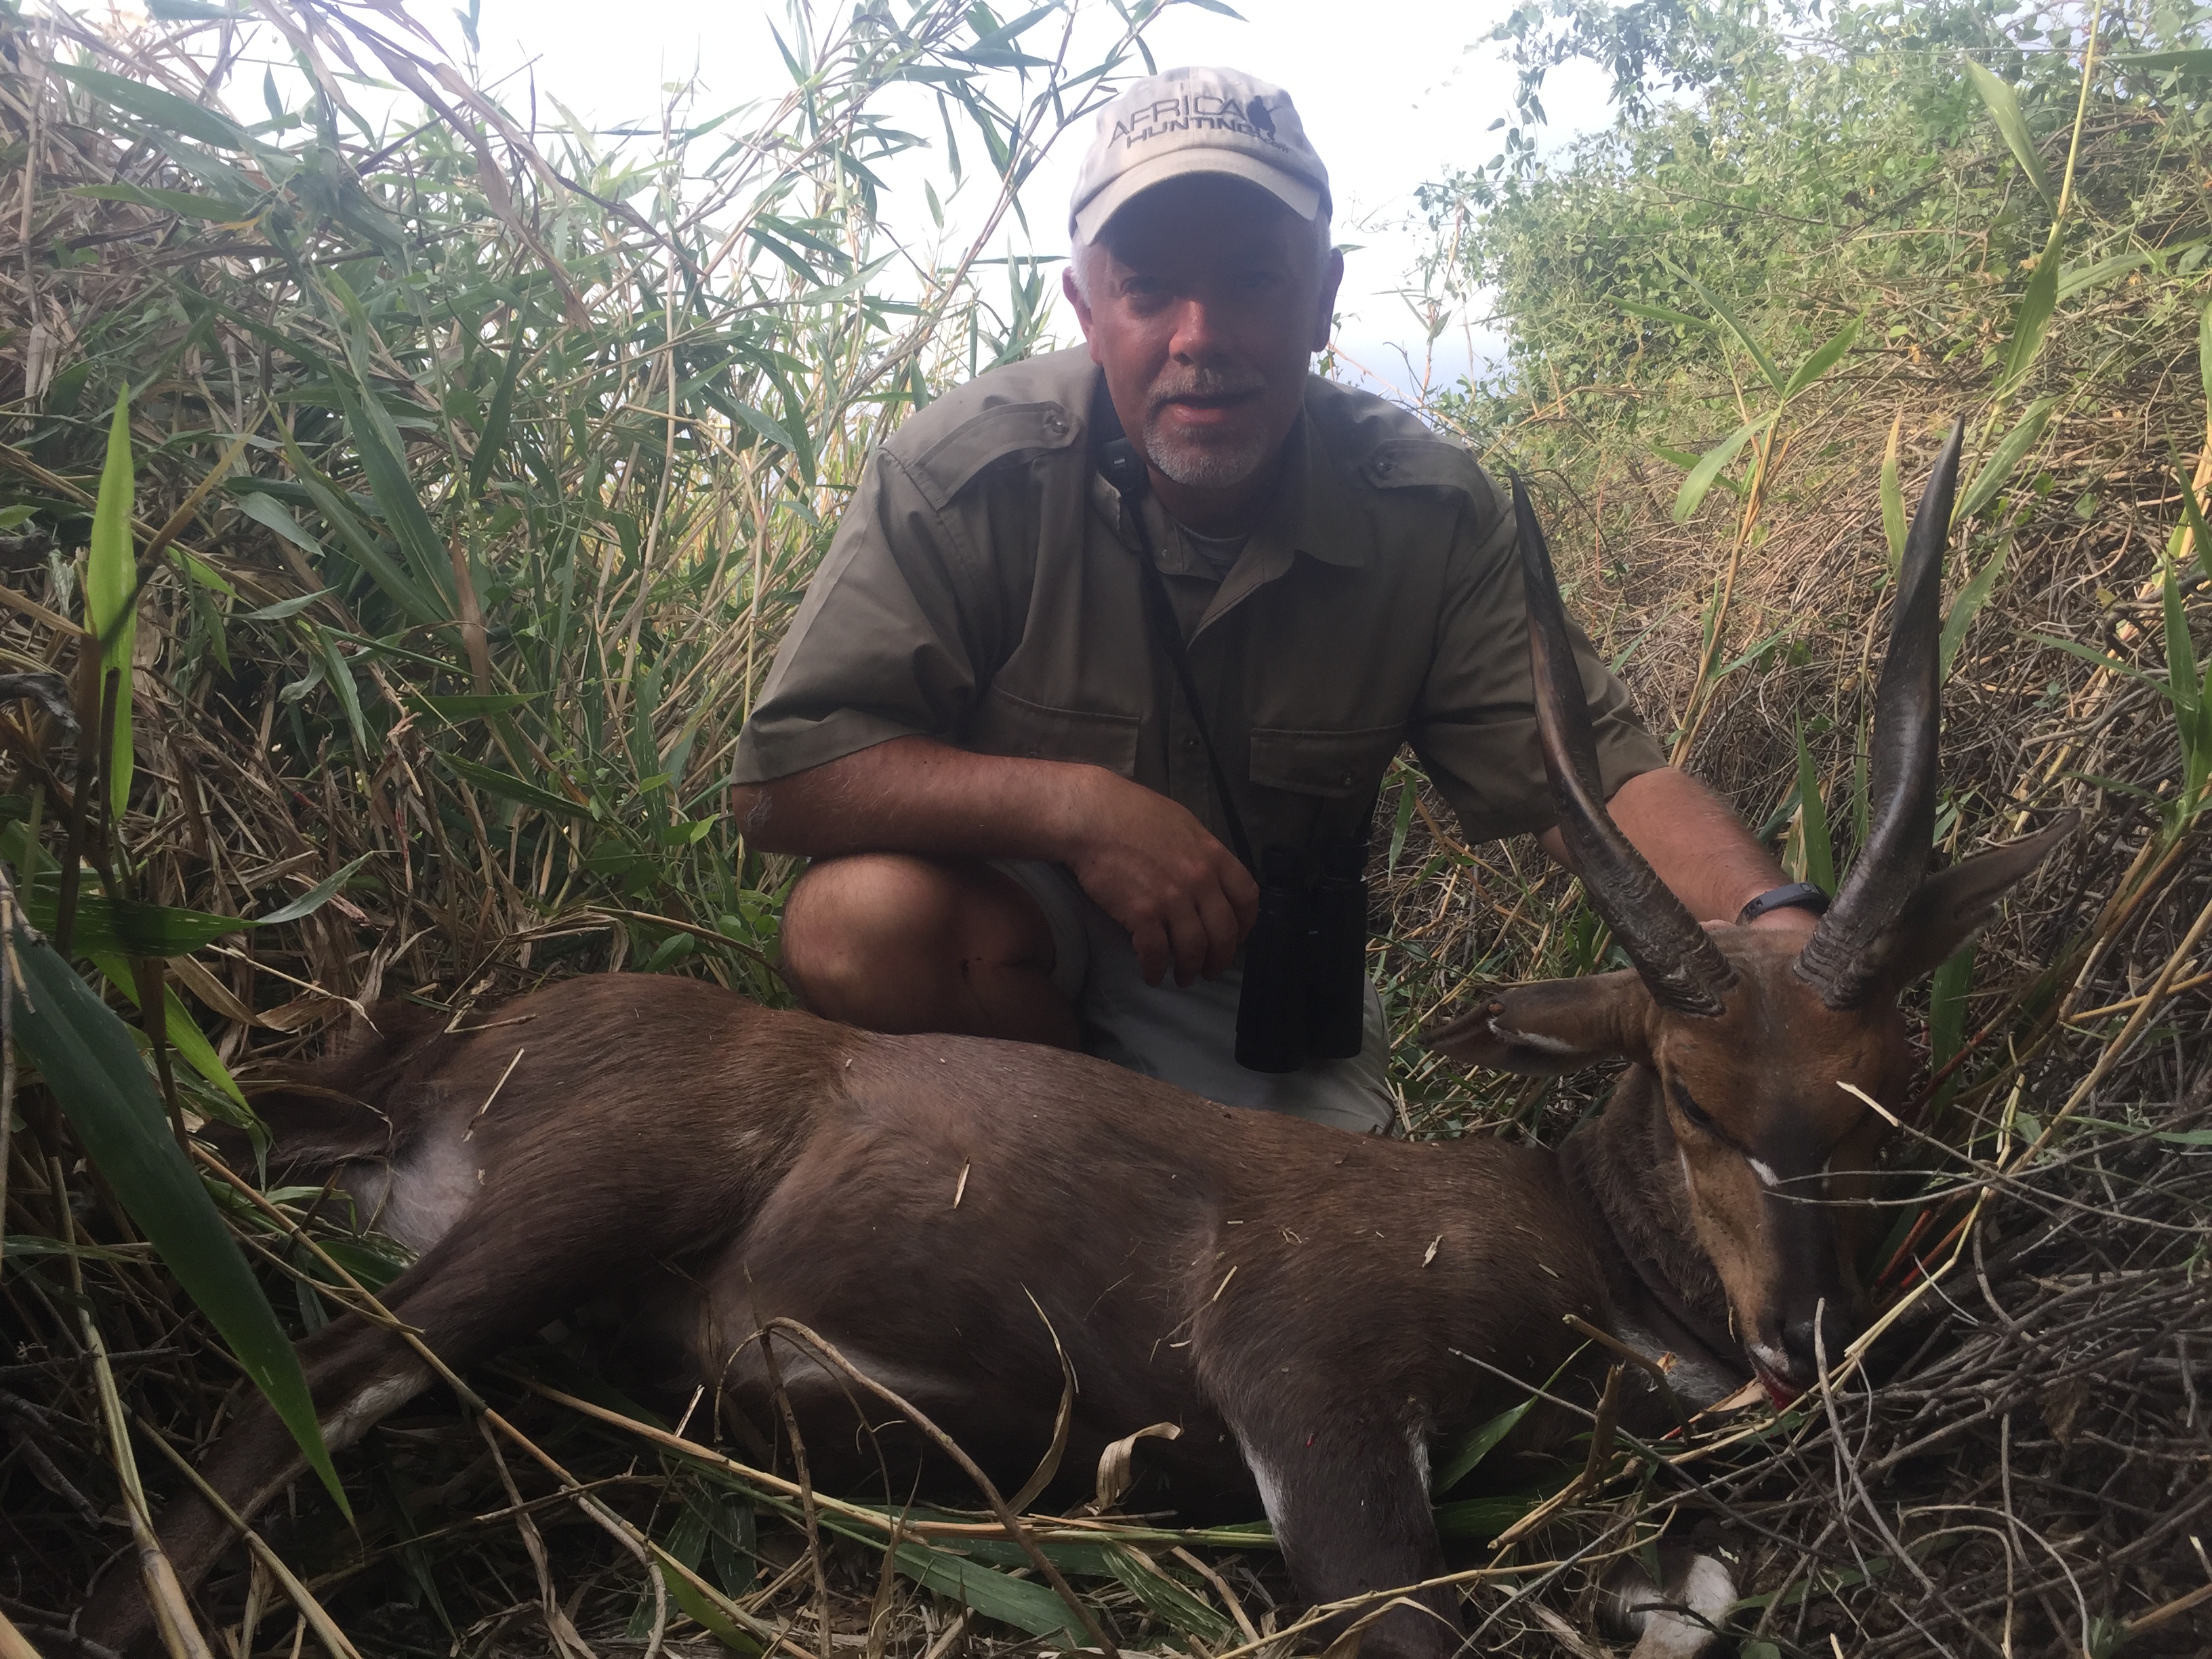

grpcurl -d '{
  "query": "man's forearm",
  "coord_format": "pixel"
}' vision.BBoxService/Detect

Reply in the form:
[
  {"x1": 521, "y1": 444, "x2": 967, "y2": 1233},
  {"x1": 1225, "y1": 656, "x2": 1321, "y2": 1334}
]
[
  {"x1": 731, "y1": 736, "x2": 1099, "y2": 860},
  {"x1": 1540, "y1": 765, "x2": 1811, "y2": 933},
  {"x1": 733, "y1": 735, "x2": 1259, "y2": 982}
]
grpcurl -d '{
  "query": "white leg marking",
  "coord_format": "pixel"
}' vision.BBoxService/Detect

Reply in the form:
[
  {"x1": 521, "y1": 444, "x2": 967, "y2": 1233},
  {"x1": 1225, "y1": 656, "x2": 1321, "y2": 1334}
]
[
  {"x1": 1234, "y1": 1434, "x2": 1290, "y2": 1538},
  {"x1": 1603, "y1": 1550, "x2": 1737, "y2": 1659},
  {"x1": 1407, "y1": 1422, "x2": 1431, "y2": 1494},
  {"x1": 326, "y1": 1365, "x2": 434, "y2": 1450}
]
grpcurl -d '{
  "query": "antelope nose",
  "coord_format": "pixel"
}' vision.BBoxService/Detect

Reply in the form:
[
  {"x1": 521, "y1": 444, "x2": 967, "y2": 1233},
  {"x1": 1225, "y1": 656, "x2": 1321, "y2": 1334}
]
[{"x1": 1781, "y1": 1300, "x2": 1856, "y2": 1382}]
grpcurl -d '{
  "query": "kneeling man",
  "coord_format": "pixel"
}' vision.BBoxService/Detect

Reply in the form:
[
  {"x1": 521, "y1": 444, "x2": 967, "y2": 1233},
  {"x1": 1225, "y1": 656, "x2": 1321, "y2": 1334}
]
[{"x1": 730, "y1": 68, "x2": 1821, "y2": 1132}]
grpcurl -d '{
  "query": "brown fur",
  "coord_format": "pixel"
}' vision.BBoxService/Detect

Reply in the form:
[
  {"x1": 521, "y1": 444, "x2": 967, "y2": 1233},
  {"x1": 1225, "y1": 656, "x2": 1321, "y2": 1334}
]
[{"x1": 87, "y1": 813, "x2": 2070, "y2": 1659}]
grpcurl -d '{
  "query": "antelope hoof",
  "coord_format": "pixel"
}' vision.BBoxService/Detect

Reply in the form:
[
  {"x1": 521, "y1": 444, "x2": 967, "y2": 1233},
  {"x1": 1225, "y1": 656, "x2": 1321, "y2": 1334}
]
[{"x1": 1599, "y1": 1543, "x2": 1736, "y2": 1659}]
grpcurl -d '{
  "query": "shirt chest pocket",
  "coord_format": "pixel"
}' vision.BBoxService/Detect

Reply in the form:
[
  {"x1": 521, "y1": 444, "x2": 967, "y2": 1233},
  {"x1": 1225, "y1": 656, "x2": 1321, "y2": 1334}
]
[
  {"x1": 1247, "y1": 724, "x2": 1404, "y2": 800},
  {"x1": 966, "y1": 685, "x2": 1140, "y2": 777}
]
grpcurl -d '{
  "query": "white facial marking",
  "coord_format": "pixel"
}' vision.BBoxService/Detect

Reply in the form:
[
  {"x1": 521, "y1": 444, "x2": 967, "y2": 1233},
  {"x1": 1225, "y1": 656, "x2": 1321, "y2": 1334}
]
[
  {"x1": 1407, "y1": 1423, "x2": 1431, "y2": 1494},
  {"x1": 1490, "y1": 1022, "x2": 1576, "y2": 1054},
  {"x1": 1749, "y1": 1340, "x2": 1795, "y2": 1379},
  {"x1": 1747, "y1": 1157, "x2": 1781, "y2": 1189}
]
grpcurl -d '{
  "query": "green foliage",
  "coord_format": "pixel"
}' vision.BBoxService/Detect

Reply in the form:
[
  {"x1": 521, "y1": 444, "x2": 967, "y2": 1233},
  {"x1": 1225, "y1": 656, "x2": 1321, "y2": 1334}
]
[
  {"x1": 3, "y1": 0, "x2": 1153, "y2": 1017},
  {"x1": 5, "y1": 903, "x2": 343, "y2": 1509},
  {"x1": 86, "y1": 391, "x2": 135, "y2": 815},
  {"x1": 1425, "y1": 0, "x2": 2212, "y2": 442}
]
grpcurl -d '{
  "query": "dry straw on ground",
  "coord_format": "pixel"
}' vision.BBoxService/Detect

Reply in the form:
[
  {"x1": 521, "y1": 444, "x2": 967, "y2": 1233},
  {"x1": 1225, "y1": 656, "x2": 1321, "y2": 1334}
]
[{"x1": 0, "y1": 3, "x2": 2208, "y2": 1658}]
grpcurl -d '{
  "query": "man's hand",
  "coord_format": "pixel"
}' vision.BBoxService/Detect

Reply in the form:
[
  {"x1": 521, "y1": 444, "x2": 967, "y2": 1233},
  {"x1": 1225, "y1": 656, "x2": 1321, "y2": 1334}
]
[
  {"x1": 734, "y1": 736, "x2": 1257, "y2": 986},
  {"x1": 1061, "y1": 769, "x2": 1258, "y2": 987}
]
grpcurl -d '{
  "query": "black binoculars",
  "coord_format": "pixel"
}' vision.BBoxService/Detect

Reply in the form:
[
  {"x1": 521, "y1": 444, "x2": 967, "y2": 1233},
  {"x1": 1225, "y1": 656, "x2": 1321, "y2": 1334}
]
[{"x1": 1234, "y1": 838, "x2": 1370, "y2": 1073}]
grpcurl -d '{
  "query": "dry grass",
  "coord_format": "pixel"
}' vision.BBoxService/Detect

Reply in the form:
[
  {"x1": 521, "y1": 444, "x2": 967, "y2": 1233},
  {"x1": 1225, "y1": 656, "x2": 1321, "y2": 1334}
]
[{"x1": 1, "y1": 3, "x2": 2209, "y2": 1658}]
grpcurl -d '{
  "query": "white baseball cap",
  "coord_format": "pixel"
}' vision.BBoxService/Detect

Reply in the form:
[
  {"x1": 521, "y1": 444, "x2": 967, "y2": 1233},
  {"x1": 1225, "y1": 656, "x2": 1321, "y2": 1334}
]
[{"x1": 1068, "y1": 66, "x2": 1330, "y2": 246}]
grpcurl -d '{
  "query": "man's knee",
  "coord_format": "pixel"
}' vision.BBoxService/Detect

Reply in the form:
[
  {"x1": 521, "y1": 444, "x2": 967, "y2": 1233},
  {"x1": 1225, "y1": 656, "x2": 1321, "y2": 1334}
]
[
  {"x1": 783, "y1": 855, "x2": 954, "y2": 1001},
  {"x1": 779, "y1": 855, "x2": 1051, "y2": 1025}
]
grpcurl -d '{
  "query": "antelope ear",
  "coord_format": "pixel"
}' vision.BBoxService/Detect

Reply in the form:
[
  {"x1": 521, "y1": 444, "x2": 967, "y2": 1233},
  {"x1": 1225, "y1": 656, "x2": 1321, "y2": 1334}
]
[
  {"x1": 1839, "y1": 811, "x2": 2078, "y2": 997},
  {"x1": 1420, "y1": 972, "x2": 1653, "y2": 1076}
]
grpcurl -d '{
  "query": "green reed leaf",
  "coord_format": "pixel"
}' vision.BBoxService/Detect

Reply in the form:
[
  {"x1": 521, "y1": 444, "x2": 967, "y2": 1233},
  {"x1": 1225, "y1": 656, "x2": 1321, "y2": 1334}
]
[
  {"x1": 1675, "y1": 266, "x2": 1785, "y2": 394},
  {"x1": 1781, "y1": 315, "x2": 1861, "y2": 400},
  {"x1": 1957, "y1": 398, "x2": 2056, "y2": 522},
  {"x1": 1942, "y1": 541, "x2": 2011, "y2": 682},
  {"x1": 1881, "y1": 417, "x2": 1907, "y2": 567},
  {"x1": 1673, "y1": 414, "x2": 1771, "y2": 523},
  {"x1": 54, "y1": 62, "x2": 257, "y2": 155},
  {"x1": 1963, "y1": 58, "x2": 2053, "y2": 208},
  {"x1": 90, "y1": 953, "x2": 248, "y2": 1111},
  {"x1": 1793, "y1": 722, "x2": 1835, "y2": 893},
  {"x1": 1999, "y1": 245, "x2": 2062, "y2": 389},
  {"x1": 7, "y1": 908, "x2": 344, "y2": 1513},
  {"x1": 87, "y1": 390, "x2": 137, "y2": 816}
]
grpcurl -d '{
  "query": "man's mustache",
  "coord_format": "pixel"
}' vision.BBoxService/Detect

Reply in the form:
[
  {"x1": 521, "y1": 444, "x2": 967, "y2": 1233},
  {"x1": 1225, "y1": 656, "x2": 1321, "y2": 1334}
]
[{"x1": 1147, "y1": 368, "x2": 1267, "y2": 412}]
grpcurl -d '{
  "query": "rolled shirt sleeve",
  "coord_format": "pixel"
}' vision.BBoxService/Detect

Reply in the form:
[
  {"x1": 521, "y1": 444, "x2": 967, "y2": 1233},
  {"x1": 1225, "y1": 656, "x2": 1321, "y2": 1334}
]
[
  {"x1": 733, "y1": 447, "x2": 1000, "y2": 785},
  {"x1": 1407, "y1": 474, "x2": 1668, "y2": 844}
]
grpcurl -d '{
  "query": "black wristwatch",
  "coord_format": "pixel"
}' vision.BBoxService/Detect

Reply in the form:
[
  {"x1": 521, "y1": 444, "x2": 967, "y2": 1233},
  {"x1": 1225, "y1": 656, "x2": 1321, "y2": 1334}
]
[{"x1": 1738, "y1": 882, "x2": 1830, "y2": 925}]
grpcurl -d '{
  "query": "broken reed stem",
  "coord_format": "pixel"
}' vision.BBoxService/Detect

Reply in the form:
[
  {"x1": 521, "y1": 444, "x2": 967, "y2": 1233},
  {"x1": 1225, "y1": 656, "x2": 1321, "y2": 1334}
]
[
  {"x1": 65, "y1": 1200, "x2": 216, "y2": 1659},
  {"x1": 758, "y1": 1317, "x2": 1122, "y2": 1659},
  {"x1": 754, "y1": 1324, "x2": 835, "y2": 1659},
  {"x1": 129, "y1": 1416, "x2": 368, "y2": 1659}
]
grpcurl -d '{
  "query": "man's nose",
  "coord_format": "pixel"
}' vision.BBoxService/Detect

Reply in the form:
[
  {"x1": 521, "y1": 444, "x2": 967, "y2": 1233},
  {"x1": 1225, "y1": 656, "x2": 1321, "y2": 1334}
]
[{"x1": 1166, "y1": 295, "x2": 1225, "y2": 362}]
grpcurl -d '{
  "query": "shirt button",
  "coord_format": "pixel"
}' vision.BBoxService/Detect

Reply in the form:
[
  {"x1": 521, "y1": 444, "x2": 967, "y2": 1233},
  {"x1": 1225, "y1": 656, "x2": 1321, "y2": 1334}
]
[
  {"x1": 1339, "y1": 771, "x2": 1355, "y2": 786},
  {"x1": 1043, "y1": 413, "x2": 1068, "y2": 436},
  {"x1": 1181, "y1": 736, "x2": 1198, "y2": 752},
  {"x1": 1373, "y1": 457, "x2": 1395, "y2": 476}
]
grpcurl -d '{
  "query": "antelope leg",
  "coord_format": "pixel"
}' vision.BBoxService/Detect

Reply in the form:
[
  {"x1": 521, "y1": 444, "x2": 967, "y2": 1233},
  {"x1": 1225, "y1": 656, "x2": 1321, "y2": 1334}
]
[
  {"x1": 1234, "y1": 1418, "x2": 1456, "y2": 1659},
  {"x1": 77, "y1": 1313, "x2": 433, "y2": 1658},
  {"x1": 80, "y1": 1170, "x2": 674, "y2": 1656}
]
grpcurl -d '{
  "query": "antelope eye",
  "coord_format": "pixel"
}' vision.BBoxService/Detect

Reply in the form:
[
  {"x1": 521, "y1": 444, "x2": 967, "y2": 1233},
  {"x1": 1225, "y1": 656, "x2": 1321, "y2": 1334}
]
[{"x1": 1669, "y1": 1082, "x2": 1717, "y2": 1132}]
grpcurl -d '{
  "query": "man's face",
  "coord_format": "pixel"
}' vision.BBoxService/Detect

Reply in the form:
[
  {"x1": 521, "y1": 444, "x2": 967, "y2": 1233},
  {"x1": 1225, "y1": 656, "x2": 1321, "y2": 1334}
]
[{"x1": 1066, "y1": 176, "x2": 1342, "y2": 501}]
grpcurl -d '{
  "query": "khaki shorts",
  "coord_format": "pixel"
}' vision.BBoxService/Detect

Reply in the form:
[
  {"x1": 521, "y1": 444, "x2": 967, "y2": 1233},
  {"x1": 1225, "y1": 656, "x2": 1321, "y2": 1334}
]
[{"x1": 991, "y1": 860, "x2": 1396, "y2": 1136}]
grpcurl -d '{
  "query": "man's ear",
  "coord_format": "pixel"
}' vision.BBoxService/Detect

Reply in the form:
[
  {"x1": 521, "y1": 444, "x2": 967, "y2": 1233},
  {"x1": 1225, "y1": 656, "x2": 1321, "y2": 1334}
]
[
  {"x1": 1420, "y1": 972, "x2": 1652, "y2": 1076},
  {"x1": 1845, "y1": 811, "x2": 2078, "y2": 996},
  {"x1": 1063, "y1": 265, "x2": 1094, "y2": 339},
  {"x1": 1309, "y1": 245, "x2": 1345, "y2": 353}
]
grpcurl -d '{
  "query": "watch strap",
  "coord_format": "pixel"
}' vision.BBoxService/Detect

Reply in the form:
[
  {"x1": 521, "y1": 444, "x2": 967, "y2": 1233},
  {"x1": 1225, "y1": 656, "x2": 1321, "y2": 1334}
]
[{"x1": 1738, "y1": 881, "x2": 1830, "y2": 925}]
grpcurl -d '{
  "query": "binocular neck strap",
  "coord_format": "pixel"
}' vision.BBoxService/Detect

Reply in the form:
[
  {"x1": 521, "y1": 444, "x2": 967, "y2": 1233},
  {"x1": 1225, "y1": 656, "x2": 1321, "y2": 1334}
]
[{"x1": 1094, "y1": 403, "x2": 1256, "y2": 874}]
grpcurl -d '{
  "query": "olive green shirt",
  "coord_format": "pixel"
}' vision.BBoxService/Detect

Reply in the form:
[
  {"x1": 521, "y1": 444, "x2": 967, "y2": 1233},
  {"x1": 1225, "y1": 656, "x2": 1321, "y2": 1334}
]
[{"x1": 733, "y1": 347, "x2": 1664, "y2": 857}]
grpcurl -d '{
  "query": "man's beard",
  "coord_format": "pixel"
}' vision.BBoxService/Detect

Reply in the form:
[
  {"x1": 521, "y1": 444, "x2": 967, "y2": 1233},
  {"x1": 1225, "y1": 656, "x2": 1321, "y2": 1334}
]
[{"x1": 1143, "y1": 367, "x2": 1275, "y2": 489}]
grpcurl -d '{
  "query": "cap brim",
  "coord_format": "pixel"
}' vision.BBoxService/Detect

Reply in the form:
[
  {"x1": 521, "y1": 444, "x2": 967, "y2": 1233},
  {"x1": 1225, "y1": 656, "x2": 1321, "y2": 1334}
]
[{"x1": 1071, "y1": 148, "x2": 1324, "y2": 245}]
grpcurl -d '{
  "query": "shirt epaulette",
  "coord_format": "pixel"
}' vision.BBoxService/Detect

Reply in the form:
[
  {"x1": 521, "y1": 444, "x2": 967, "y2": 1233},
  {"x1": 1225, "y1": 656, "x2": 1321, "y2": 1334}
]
[
  {"x1": 881, "y1": 348, "x2": 1096, "y2": 510},
  {"x1": 903, "y1": 398, "x2": 1084, "y2": 511},
  {"x1": 1356, "y1": 436, "x2": 1492, "y2": 497}
]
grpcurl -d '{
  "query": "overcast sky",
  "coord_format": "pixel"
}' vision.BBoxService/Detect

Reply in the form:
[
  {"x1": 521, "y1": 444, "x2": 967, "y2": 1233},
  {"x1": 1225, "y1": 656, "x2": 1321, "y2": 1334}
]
[{"x1": 395, "y1": 1, "x2": 1615, "y2": 400}]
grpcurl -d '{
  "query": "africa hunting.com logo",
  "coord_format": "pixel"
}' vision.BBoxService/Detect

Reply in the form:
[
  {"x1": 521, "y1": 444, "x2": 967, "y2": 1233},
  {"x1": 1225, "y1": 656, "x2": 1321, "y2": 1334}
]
[{"x1": 1111, "y1": 91, "x2": 1284, "y2": 151}]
